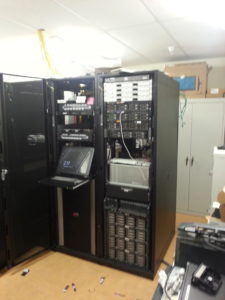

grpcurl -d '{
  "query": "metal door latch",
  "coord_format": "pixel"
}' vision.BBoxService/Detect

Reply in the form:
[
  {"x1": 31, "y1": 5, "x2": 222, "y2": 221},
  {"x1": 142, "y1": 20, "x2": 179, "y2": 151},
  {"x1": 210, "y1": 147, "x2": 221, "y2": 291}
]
[{"x1": 1, "y1": 169, "x2": 8, "y2": 181}]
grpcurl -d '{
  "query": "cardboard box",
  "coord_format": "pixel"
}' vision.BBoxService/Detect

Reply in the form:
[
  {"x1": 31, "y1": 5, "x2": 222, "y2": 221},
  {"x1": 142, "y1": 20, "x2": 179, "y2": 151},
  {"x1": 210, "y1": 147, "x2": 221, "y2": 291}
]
[
  {"x1": 206, "y1": 187, "x2": 225, "y2": 223},
  {"x1": 217, "y1": 188, "x2": 225, "y2": 222},
  {"x1": 165, "y1": 62, "x2": 208, "y2": 98},
  {"x1": 95, "y1": 67, "x2": 115, "y2": 74},
  {"x1": 206, "y1": 88, "x2": 225, "y2": 98}
]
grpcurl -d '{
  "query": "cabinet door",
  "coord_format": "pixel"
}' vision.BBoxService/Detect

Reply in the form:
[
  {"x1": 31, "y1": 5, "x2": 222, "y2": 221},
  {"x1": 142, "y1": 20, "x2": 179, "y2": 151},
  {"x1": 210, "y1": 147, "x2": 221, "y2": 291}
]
[
  {"x1": 189, "y1": 102, "x2": 225, "y2": 214},
  {"x1": 176, "y1": 102, "x2": 192, "y2": 212},
  {"x1": 2, "y1": 74, "x2": 51, "y2": 265},
  {"x1": 0, "y1": 76, "x2": 7, "y2": 268}
]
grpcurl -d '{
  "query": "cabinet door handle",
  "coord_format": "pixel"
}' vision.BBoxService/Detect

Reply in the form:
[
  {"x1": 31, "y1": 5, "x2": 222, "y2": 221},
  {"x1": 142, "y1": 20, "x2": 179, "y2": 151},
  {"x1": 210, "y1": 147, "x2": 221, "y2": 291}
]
[
  {"x1": 191, "y1": 157, "x2": 194, "y2": 166},
  {"x1": 121, "y1": 187, "x2": 133, "y2": 193},
  {"x1": 185, "y1": 157, "x2": 189, "y2": 166}
]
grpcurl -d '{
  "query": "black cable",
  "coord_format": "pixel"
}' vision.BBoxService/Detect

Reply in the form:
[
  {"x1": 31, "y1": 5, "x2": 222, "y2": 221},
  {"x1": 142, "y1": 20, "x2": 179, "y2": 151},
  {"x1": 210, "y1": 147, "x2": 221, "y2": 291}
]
[
  {"x1": 163, "y1": 270, "x2": 172, "y2": 300},
  {"x1": 161, "y1": 259, "x2": 172, "y2": 267},
  {"x1": 119, "y1": 110, "x2": 133, "y2": 159},
  {"x1": 160, "y1": 260, "x2": 173, "y2": 299}
]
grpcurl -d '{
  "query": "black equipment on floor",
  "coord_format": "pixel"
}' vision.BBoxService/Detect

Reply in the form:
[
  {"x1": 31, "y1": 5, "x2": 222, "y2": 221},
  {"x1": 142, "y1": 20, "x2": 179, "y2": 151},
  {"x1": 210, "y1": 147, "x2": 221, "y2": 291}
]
[
  {"x1": 179, "y1": 263, "x2": 225, "y2": 300},
  {"x1": 175, "y1": 222, "x2": 225, "y2": 275}
]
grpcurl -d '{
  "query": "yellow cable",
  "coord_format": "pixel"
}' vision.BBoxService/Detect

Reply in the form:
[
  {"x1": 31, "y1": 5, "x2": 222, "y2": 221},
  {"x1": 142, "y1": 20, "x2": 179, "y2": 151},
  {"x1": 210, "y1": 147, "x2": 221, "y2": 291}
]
[{"x1": 37, "y1": 29, "x2": 59, "y2": 76}]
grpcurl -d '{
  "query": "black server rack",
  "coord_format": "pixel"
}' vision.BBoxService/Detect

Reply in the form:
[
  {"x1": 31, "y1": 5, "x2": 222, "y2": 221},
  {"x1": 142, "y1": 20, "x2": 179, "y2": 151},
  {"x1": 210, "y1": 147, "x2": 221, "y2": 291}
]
[
  {"x1": 0, "y1": 71, "x2": 178, "y2": 279},
  {"x1": 45, "y1": 77, "x2": 97, "y2": 258},
  {"x1": 95, "y1": 71, "x2": 179, "y2": 278}
]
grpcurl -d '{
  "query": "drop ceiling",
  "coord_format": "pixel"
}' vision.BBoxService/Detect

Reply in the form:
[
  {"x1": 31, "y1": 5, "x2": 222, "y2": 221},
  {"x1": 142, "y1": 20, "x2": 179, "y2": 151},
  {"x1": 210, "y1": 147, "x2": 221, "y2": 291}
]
[{"x1": 0, "y1": 0, "x2": 224, "y2": 70}]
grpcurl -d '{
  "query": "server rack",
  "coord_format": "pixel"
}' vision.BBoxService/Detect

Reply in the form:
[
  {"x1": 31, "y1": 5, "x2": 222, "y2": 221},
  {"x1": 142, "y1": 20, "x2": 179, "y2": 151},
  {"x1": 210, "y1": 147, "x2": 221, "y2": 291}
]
[
  {"x1": 0, "y1": 71, "x2": 178, "y2": 279},
  {"x1": 45, "y1": 77, "x2": 97, "y2": 258},
  {"x1": 95, "y1": 71, "x2": 179, "y2": 277}
]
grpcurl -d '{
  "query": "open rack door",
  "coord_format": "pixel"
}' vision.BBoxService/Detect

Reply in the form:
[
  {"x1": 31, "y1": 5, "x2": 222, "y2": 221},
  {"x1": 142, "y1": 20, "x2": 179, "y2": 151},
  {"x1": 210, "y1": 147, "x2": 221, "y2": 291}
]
[
  {"x1": 0, "y1": 84, "x2": 7, "y2": 268},
  {"x1": 0, "y1": 74, "x2": 51, "y2": 266}
]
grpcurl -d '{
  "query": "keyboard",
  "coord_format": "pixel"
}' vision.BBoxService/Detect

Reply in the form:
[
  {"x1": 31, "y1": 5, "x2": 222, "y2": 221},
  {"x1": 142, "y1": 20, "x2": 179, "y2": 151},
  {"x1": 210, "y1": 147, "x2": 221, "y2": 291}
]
[{"x1": 51, "y1": 176, "x2": 82, "y2": 184}]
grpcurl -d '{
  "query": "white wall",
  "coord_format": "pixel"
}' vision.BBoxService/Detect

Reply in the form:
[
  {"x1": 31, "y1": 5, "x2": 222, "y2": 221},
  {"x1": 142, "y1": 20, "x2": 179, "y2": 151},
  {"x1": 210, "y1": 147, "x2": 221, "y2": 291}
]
[{"x1": 125, "y1": 56, "x2": 225, "y2": 89}]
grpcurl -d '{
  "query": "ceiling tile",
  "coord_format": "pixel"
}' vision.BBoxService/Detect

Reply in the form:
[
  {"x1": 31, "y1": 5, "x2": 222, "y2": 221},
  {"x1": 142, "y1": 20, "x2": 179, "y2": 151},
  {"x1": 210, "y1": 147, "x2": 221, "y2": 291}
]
[
  {"x1": 121, "y1": 49, "x2": 150, "y2": 66},
  {"x1": 0, "y1": 0, "x2": 86, "y2": 33},
  {"x1": 109, "y1": 23, "x2": 186, "y2": 63},
  {"x1": 0, "y1": 18, "x2": 34, "y2": 38},
  {"x1": 163, "y1": 18, "x2": 225, "y2": 57},
  {"x1": 0, "y1": 0, "x2": 224, "y2": 70},
  {"x1": 54, "y1": 0, "x2": 155, "y2": 30},
  {"x1": 142, "y1": 0, "x2": 186, "y2": 21}
]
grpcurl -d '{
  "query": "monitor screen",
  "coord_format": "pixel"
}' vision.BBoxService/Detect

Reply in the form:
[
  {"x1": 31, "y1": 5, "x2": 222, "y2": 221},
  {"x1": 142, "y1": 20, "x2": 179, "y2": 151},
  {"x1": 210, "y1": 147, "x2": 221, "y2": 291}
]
[{"x1": 56, "y1": 146, "x2": 94, "y2": 177}]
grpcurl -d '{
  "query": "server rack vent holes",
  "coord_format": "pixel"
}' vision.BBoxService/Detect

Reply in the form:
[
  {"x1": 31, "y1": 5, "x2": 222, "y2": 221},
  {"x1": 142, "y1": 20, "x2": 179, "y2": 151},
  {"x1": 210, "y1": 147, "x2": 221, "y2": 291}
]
[{"x1": 104, "y1": 198, "x2": 150, "y2": 269}]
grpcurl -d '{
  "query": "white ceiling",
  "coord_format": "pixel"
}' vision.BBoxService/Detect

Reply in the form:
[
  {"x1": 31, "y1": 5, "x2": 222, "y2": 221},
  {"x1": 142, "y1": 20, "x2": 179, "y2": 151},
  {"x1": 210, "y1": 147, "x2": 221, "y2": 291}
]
[{"x1": 0, "y1": 0, "x2": 224, "y2": 73}]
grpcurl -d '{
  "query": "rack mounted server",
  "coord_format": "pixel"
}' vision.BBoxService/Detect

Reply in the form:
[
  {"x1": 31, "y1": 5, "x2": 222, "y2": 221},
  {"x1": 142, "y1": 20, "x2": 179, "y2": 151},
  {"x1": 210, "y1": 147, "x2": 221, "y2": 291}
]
[{"x1": 95, "y1": 71, "x2": 179, "y2": 277}]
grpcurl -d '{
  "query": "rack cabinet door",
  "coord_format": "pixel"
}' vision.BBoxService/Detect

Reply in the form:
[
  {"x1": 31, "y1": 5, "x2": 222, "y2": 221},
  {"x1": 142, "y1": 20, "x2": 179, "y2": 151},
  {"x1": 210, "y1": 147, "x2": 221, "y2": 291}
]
[
  {"x1": 176, "y1": 102, "x2": 192, "y2": 212},
  {"x1": 1, "y1": 74, "x2": 51, "y2": 265},
  {"x1": 188, "y1": 101, "x2": 225, "y2": 214},
  {"x1": 0, "y1": 75, "x2": 7, "y2": 268},
  {"x1": 0, "y1": 196, "x2": 7, "y2": 269}
]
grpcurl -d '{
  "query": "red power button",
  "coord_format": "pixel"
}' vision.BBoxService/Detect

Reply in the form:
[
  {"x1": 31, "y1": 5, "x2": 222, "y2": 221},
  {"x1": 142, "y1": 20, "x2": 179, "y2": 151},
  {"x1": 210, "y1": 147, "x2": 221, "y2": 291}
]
[{"x1": 72, "y1": 212, "x2": 79, "y2": 217}]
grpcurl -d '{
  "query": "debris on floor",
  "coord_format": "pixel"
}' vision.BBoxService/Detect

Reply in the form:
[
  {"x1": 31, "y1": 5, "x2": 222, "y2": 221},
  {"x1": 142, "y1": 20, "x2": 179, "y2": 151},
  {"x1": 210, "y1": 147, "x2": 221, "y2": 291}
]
[
  {"x1": 88, "y1": 288, "x2": 96, "y2": 293},
  {"x1": 99, "y1": 276, "x2": 106, "y2": 284},
  {"x1": 21, "y1": 268, "x2": 30, "y2": 276},
  {"x1": 71, "y1": 282, "x2": 76, "y2": 292},
  {"x1": 114, "y1": 292, "x2": 126, "y2": 297},
  {"x1": 63, "y1": 285, "x2": 69, "y2": 293}
]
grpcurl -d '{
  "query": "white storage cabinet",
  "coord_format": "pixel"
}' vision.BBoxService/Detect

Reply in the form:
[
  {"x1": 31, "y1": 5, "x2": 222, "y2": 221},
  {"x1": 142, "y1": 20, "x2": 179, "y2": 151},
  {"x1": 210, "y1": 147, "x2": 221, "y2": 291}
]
[{"x1": 176, "y1": 98, "x2": 225, "y2": 215}]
